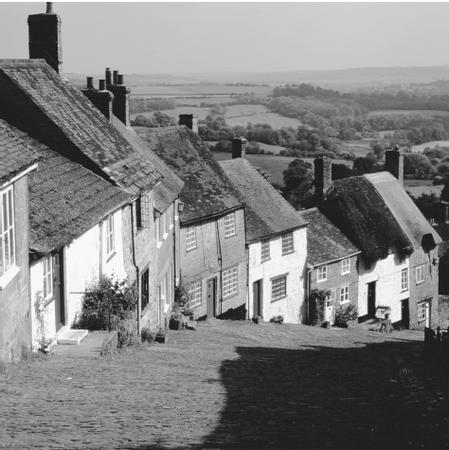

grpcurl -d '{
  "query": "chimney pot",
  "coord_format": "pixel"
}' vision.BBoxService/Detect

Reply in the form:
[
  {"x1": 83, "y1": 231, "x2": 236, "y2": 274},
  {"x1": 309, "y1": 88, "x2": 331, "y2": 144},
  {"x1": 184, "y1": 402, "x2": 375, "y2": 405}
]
[
  {"x1": 86, "y1": 77, "x2": 94, "y2": 89},
  {"x1": 99, "y1": 79, "x2": 106, "y2": 91},
  {"x1": 113, "y1": 70, "x2": 119, "y2": 84},
  {"x1": 46, "y1": 2, "x2": 54, "y2": 14},
  {"x1": 179, "y1": 114, "x2": 198, "y2": 133},
  {"x1": 232, "y1": 137, "x2": 247, "y2": 159},
  {"x1": 385, "y1": 148, "x2": 404, "y2": 185},
  {"x1": 314, "y1": 157, "x2": 332, "y2": 203},
  {"x1": 105, "y1": 68, "x2": 112, "y2": 86}
]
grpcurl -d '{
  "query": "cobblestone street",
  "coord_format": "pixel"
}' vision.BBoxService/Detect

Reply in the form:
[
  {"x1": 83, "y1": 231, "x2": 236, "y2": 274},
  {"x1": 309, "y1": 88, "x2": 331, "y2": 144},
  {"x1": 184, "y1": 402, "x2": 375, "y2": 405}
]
[{"x1": 1, "y1": 320, "x2": 449, "y2": 449}]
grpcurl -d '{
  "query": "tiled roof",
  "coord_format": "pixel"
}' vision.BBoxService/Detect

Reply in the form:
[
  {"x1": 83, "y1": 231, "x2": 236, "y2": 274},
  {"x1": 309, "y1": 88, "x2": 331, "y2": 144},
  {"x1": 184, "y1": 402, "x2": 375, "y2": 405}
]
[
  {"x1": 322, "y1": 172, "x2": 441, "y2": 262},
  {"x1": 0, "y1": 119, "x2": 40, "y2": 184},
  {"x1": 0, "y1": 59, "x2": 162, "y2": 194},
  {"x1": 219, "y1": 158, "x2": 306, "y2": 242},
  {"x1": 14, "y1": 129, "x2": 133, "y2": 254},
  {"x1": 112, "y1": 117, "x2": 183, "y2": 213},
  {"x1": 135, "y1": 126, "x2": 243, "y2": 224},
  {"x1": 299, "y1": 208, "x2": 360, "y2": 267}
]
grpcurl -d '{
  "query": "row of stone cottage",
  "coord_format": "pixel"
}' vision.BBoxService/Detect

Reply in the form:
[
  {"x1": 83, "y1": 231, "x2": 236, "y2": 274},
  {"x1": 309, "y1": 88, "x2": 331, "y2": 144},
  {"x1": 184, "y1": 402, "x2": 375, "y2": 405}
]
[{"x1": 0, "y1": 4, "x2": 442, "y2": 362}]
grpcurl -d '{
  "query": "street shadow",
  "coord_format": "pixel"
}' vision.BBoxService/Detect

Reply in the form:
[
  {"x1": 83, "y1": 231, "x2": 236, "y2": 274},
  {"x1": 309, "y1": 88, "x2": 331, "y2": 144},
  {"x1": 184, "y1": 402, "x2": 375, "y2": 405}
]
[{"x1": 123, "y1": 339, "x2": 449, "y2": 450}]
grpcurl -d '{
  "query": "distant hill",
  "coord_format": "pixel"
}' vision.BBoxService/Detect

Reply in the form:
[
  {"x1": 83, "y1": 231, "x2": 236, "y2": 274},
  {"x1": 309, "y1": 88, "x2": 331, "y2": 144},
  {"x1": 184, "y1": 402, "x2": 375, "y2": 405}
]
[{"x1": 66, "y1": 65, "x2": 449, "y2": 93}]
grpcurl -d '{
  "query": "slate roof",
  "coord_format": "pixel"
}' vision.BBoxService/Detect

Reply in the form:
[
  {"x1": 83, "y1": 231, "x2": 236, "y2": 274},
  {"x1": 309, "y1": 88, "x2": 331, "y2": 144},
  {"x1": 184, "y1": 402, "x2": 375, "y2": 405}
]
[
  {"x1": 135, "y1": 126, "x2": 243, "y2": 224},
  {"x1": 322, "y1": 171, "x2": 441, "y2": 262},
  {"x1": 0, "y1": 59, "x2": 162, "y2": 195},
  {"x1": 112, "y1": 117, "x2": 183, "y2": 213},
  {"x1": 299, "y1": 208, "x2": 360, "y2": 267},
  {"x1": 219, "y1": 158, "x2": 307, "y2": 243},
  {"x1": 0, "y1": 119, "x2": 40, "y2": 184},
  {"x1": 11, "y1": 127, "x2": 133, "y2": 254}
]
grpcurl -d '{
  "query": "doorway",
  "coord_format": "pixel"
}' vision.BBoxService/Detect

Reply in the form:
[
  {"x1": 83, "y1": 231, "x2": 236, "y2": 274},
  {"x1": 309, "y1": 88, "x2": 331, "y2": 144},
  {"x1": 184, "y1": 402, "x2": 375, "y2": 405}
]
[
  {"x1": 253, "y1": 280, "x2": 263, "y2": 318},
  {"x1": 401, "y1": 299, "x2": 410, "y2": 329},
  {"x1": 206, "y1": 277, "x2": 217, "y2": 318},
  {"x1": 367, "y1": 281, "x2": 376, "y2": 318},
  {"x1": 53, "y1": 250, "x2": 65, "y2": 332},
  {"x1": 324, "y1": 293, "x2": 334, "y2": 324}
]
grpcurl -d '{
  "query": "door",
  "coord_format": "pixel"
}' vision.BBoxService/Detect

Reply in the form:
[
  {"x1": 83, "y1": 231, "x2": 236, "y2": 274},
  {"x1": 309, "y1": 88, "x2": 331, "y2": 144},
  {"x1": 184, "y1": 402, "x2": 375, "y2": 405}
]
[
  {"x1": 425, "y1": 301, "x2": 431, "y2": 328},
  {"x1": 53, "y1": 250, "x2": 65, "y2": 331},
  {"x1": 324, "y1": 293, "x2": 334, "y2": 324},
  {"x1": 253, "y1": 280, "x2": 263, "y2": 318},
  {"x1": 401, "y1": 299, "x2": 410, "y2": 329},
  {"x1": 206, "y1": 277, "x2": 217, "y2": 318},
  {"x1": 140, "y1": 268, "x2": 149, "y2": 313},
  {"x1": 367, "y1": 281, "x2": 376, "y2": 318}
]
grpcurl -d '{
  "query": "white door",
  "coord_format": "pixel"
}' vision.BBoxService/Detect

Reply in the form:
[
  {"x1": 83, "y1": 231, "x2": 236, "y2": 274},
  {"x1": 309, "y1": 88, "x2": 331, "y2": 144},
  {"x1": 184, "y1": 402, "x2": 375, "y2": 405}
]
[
  {"x1": 425, "y1": 302, "x2": 430, "y2": 328},
  {"x1": 324, "y1": 296, "x2": 334, "y2": 324}
]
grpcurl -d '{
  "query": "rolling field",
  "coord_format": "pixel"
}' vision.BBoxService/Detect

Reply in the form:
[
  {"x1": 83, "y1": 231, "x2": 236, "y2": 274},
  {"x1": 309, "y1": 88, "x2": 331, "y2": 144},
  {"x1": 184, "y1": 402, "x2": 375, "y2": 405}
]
[
  {"x1": 368, "y1": 109, "x2": 449, "y2": 117},
  {"x1": 404, "y1": 179, "x2": 443, "y2": 197},
  {"x1": 132, "y1": 104, "x2": 303, "y2": 130},
  {"x1": 338, "y1": 139, "x2": 373, "y2": 157},
  {"x1": 411, "y1": 140, "x2": 449, "y2": 152}
]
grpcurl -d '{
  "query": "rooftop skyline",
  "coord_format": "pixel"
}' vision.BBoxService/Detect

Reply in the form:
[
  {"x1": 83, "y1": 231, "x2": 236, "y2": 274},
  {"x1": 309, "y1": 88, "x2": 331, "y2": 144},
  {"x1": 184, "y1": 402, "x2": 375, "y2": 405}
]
[{"x1": 1, "y1": 2, "x2": 449, "y2": 75}]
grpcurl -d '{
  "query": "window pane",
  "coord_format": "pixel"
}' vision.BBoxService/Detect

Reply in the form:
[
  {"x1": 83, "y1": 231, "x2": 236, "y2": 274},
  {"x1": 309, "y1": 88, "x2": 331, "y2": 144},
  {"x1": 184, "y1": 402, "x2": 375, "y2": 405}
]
[
  {"x1": 271, "y1": 276, "x2": 286, "y2": 301},
  {"x1": 281, "y1": 232, "x2": 294, "y2": 255},
  {"x1": 187, "y1": 280, "x2": 202, "y2": 308},
  {"x1": 261, "y1": 240, "x2": 270, "y2": 262},
  {"x1": 223, "y1": 266, "x2": 238, "y2": 298},
  {"x1": 224, "y1": 213, "x2": 236, "y2": 237}
]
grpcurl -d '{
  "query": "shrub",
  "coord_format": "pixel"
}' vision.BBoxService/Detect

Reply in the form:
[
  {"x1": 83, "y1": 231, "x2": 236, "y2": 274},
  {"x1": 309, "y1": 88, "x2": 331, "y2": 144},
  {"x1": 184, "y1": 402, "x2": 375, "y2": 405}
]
[
  {"x1": 75, "y1": 275, "x2": 138, "y2": 348},
  {"x1": 334, "y1": 303, "x2": 358, "y2": 327},
  {"x1": 308, "y1": 289, "x2": 329, "y2": 326}
]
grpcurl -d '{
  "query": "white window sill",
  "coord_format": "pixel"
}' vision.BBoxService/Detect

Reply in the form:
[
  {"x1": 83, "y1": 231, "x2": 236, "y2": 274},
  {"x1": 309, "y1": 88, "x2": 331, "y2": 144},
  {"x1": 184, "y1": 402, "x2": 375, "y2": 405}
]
[
  {"x1": 341, "y1": 271, "x2": 350, "y2": 276},
  {"x1": 416, "y1": 281, "x2": 424, "y2": 286},
  {"x1": 317, "y1": 278, "x2": 327, "y2": 283},
  {"x1": 340, "y1": 300, "x2": 350, "y2": 305},
  {"x1": 105, "y1": 251, "x2": 116, "y2": 263},
  {"x1": 0, "y1": 265, "x2": 20, "y2": 290}
]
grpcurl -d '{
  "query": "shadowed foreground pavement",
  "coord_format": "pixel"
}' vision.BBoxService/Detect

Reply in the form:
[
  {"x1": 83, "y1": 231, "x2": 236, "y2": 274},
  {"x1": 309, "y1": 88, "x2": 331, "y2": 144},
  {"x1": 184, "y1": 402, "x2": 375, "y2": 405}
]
[{"x1": 0, "y1": 320, "x2": 448, "y2": 449}]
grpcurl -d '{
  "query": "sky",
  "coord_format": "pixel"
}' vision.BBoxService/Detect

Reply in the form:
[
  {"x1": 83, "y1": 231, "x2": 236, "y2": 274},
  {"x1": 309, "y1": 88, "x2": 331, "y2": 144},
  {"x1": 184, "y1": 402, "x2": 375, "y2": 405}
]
[{"x1": 1, "y1": 2, "x2": 449, "y2": 75}]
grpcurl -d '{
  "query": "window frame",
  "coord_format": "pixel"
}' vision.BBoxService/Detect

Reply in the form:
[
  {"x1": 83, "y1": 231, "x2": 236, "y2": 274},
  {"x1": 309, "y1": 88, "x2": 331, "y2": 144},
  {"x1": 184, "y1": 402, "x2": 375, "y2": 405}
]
[
  {"x1": 185, "y1": 226, "x2": 197, "y2": 252},
  {"x1": 417, "y1": 301, "x2": 427, "y2": 323},
  {"x1": 261, "y1": 239, "x2": 270, "y2": 263},
  {"x1": 140, "y1": 267, "x2": 150, "y2": 312},
  {"x1": 186, "y1": 280, "x2": 202, "y2": 308},
  {"x1": 341, "y1": 258, "x2": 350, "y2": 275},
  {"x1": 43, "y1": 254, "x2": 53, "y2": 299},
  {"x1": 105, "y1": 214, "x2": 115, "y2": 257},
  {"x1": 401, "y1": 268, "x2": 409, "y2": 292},
  {"x1": 136, "y1": 194, "x2": 151, "y2": 230},
  {"x1": 317, "y1": 265, "x2": 328, "y2": 282},
  {"x1": 224, "y1": 212, "x2": 236, "y2": 238},
  {"x1": 271, "y1": 275, "x2": 287, "y2": 302},
  {"x1": 281, "y1": 232, "x2": 294, "y2": 255},
  {"x1": 222, "y1": 265, "x2": 238, "y2": 299},
  {"x1": 416, "y1": 265, "x2": 424, "y2": 285},
  {"x1": 0, "y1": 185, "x2": 16, "y2": 277},
  {"x1": 339, "y1": 285, "x2": 349, "y2": 304}
]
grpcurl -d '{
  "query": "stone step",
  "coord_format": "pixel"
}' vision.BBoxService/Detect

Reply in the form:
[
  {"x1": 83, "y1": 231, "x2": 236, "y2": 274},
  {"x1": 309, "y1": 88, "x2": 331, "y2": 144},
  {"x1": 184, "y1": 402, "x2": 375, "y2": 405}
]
[{"x1": 56, "y1": 329, "x2": 88, "y2": 345}]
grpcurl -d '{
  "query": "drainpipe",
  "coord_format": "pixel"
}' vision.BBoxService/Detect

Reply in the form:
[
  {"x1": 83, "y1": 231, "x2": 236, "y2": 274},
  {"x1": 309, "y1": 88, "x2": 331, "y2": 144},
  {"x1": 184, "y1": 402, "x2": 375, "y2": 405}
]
[
  {"x1": 306, "y1": 265, "x2": 312, "y2": 323},
  {"x1": 130, "y1": 203, "x2": 140, "y2": 333},
  {"x1": 215, "y1": 219, "x2": 223, "y2": 316}
]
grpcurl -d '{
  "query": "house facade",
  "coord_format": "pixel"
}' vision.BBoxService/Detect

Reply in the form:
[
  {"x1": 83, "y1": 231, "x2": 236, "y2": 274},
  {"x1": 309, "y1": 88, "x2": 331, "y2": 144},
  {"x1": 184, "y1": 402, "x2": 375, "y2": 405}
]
[
  {"x1": 136, "y1": 124, "x2": 248, "y2": 319},
  {"x1": 300, "y1": 208, "x2": 360, "y2": 325},
  {"x1": 220, "y1": 147, "x2": 308, "y2": 324},
  {"x1": 317, "y1": 152, "x2": 441, "y2": 329},
  {"x1": 0, "y1": 121, "x2": 39, "y2": 362}
]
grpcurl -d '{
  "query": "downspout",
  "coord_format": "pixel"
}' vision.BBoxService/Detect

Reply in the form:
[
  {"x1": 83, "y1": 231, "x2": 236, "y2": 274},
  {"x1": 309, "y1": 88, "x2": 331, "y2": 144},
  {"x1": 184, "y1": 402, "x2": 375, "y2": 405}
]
[
  {"x1": 173, "y1": 201, "x2": 177, "y2": 287},
  {"x1": 246, "y1": 244, "x2": 250, "y2": 320},
  {"x1": 130, "y1": 203, "x2": 140, "y2": 333},
  {"x1": 306, "y1": 265, "x2": 312, "y2": 323},
  {"x1": 215, "y1": 219, "x2": 223, "y2": 316}
]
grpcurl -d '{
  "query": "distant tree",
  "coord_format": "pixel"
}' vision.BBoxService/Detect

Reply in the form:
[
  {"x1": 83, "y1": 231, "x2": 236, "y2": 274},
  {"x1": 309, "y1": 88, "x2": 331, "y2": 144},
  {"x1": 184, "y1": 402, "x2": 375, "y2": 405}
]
[
  {"x1": 282, "y1": 159, "x2": 315, "y2": 209},
  {"x1": 372, "y1": 142, "x2": 386, "y2": 161},
  {"x1": 410, "y1": 192, "x2": 439, "y2": 220},
  {"x1": 441, "y1": 178, "x2": 449, "y2": 202},
  {"x1": 403, "y1": 153, "x2": 436, "y2": 179},
  {"x1": 353, "y1": 153, "x2": 377, "y2": 175}
]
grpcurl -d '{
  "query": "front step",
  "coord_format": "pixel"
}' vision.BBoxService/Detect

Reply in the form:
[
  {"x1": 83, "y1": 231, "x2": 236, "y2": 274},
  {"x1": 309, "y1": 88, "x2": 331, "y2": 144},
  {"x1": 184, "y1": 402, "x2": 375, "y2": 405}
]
[{"x1": 57, "y1": 329, "x2": 88, "y2": 345}]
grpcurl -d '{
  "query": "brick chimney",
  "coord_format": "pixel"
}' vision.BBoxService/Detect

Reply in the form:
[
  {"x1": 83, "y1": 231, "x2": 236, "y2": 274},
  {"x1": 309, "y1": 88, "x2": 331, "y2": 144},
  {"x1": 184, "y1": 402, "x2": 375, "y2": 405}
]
[
  {"x1": 82, "y1": 78, "x2": 114, "y2": 123},
  {"x1": 314, "y1": 157, "x2": 332, "y2": 202},
  {"x1": 179, "y1": 114, "x2": 198, "y2": 133},
  {"x1": 105, "y1": 68, "x2": 130, "y2": 127},
  {"x1": 28, "y1": 2, "x2": 63, "y2": 74},
  {"x1": 385, "y1": 146, "x2": 404, "y2": 184},
  {"x1": 232, "y1": 137, "x2": 247, "y2": 159}
]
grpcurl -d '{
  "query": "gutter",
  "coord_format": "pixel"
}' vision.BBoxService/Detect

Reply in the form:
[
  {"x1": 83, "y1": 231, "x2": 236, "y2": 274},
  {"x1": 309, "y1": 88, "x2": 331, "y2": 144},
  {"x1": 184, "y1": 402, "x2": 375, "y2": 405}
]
[
  {"x1": 309, "y1": 251, "x2": 361, "y2": 268},
  {"x1": 181, "y1": 204, "x2": 245, "y2": 228}
]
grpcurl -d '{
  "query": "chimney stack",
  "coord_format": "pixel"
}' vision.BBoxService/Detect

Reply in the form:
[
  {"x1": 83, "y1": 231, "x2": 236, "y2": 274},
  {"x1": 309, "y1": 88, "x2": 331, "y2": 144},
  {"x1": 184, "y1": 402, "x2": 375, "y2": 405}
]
[
  {"x1": 81, "y1": 77, "x2": 114, "y2": 123},
  {"x1": 106, "y1": 68, "x2": 130, "y2": 127},
  {"x1": 179, "y1": 114, "x2": 198, "y2": 133},
  {"x1": 385, "y1": 146, "x2": 404, "y2": 185},
  {"x1": 28, "y1": 2, "x2": 63, "y2": 73},
  {"x1": 314, "y1": 157, "x2": 332, "y2": 203},
  {"x1": 232, "y1": 137, "x2": 247, "y2": 159}
]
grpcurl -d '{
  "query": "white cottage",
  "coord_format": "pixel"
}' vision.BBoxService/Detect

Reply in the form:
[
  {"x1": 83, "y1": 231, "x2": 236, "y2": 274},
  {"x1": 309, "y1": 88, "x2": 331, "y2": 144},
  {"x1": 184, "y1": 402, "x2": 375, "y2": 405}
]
[{"x1": 220, "y1": 148, "x2": 308, "y2": 323}]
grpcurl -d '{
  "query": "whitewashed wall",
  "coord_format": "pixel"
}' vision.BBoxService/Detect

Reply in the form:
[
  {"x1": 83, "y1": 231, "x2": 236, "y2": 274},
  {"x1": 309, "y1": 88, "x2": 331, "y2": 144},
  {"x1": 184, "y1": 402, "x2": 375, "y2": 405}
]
[
  {"x1": 358, "y1": 252, "x2": 410, "y2": 323},
  {"x1": 30, "y1": 208, "x2": 127, "y2": 348},
  {"x1": 247, "y1": 227, "x2": 307, "y2": 324}
]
